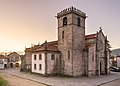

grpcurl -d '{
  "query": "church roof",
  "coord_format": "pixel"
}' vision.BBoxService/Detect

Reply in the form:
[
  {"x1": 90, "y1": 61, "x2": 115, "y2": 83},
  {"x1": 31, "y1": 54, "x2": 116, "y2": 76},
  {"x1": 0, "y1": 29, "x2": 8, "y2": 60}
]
[
  {"x1": 25, "y1": 45, "x2": 41, "y2": 52},
  {"x1": 85, "y1": 34, "x2": 97, "y2": 40},
  {"x1": 25, "y1": 34, "x2": 97, "y2": 52},
  {"x1": 34, "y1": 41, "x2": 58, "y2": 52},
  {"x1": 26, "y1": 41, "x2": 58, "y2": 52}
]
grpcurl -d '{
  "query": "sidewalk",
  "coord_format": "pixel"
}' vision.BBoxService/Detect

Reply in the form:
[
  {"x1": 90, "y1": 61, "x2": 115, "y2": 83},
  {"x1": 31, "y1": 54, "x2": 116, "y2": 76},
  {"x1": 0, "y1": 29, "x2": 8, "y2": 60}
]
[{"x1": 1, "y1": 69, "x2": 120, "y2": 86}]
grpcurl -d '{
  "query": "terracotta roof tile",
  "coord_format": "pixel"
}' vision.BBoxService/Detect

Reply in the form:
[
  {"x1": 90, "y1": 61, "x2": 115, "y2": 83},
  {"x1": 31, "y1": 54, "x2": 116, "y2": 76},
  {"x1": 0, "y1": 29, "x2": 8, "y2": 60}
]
[
  {"x1": 36, "y1": 41, "x2": 58, "y2": 51},
  {"x1": 28, "y1": 41, "x2": 58, "y2": 52},
  {"x1": 85, "y1": 34, "x2": 97, "y2": 40},
  {"x1": 26, "y1": 34, "x2": 97, "y2": 52},
  {"x1": 0, "y1": 55, "x2": 6, "y2": 59}
]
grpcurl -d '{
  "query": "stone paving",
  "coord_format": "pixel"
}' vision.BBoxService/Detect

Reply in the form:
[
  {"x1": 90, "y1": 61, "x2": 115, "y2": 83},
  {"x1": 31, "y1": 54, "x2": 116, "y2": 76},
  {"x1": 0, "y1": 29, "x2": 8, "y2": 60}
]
[
  {"x1": 1, "y1": 69, "x2": 120, "y2": 86},
  {"x1": 0, "y1": 72, "x2": 46, "y2": 86}
]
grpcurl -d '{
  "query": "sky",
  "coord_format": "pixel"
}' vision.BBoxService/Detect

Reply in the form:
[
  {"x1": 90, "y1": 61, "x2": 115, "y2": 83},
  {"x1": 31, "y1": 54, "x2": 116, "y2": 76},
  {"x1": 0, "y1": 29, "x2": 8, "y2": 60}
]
[{"x1": 0, "y1": 0, "x2": 120, "y2": 52}]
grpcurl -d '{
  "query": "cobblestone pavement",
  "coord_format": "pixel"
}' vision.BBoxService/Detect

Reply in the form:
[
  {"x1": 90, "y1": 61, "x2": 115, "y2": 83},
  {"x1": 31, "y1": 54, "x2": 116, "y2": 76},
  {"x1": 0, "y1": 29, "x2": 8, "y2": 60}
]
[{"x1": 0, "y1": 69, "x2": 120, "y2": 86}]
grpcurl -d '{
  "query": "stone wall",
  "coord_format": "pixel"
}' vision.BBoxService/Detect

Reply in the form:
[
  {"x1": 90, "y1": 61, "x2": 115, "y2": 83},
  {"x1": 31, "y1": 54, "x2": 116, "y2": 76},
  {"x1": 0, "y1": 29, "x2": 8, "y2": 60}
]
[
  {"x1": 57, "y1": 9, "x2": 86, "y2": 77},
  {"x1": 22, "y1": 51, "x2": 32, "y2": 71},
  {"x1": 97, "y1": 30, "x2": 108, "y2": 75},
  {"x1": 88, "y1": 44, "x2": 96, "y2": 76},
  {"x1": 46, "y1": 53, "x2": 60, "y2": 75}
]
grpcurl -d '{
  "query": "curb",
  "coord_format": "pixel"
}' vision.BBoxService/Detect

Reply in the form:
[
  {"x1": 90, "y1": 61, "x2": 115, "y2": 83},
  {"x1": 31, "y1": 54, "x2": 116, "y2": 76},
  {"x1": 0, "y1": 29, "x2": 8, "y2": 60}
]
[
  {"x1": 10, "y1": 74, "x2": 51, "y2": 86},
  {"x1": 97, "y1": 78, "x2": 120, "y2": 86}
]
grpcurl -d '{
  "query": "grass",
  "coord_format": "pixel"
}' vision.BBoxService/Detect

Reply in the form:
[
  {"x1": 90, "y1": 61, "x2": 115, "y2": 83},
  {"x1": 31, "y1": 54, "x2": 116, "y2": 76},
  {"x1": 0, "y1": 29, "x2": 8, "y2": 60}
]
[{"x1": 0, "y1": 76, "x2": 8, "y2": 86}]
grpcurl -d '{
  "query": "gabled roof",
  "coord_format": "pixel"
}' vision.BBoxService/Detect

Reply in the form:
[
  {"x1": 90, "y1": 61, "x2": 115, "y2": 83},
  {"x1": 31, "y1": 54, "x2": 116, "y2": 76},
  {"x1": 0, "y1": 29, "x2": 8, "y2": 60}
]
[
  {"x1": 6, "y1": 52, "x2": 21, "y2": 59},
  {"x1": 25, "y1": 41, "x2": 58, "y2": 52},
  {"x1": 85, "y1": 34, "x2": 97, "y2": 40},
  {"x1": 7, "y1": 52, "x2": 20, "y2": 56},
  {"x1": 25, "y1": 45, "x2": 41, "y2": 52},
  {"x1": 26, "y1": 34, "x2": 98, "y2": 52},
  {"x1": 85, "y1": 34, "x2": 97, "y2": 47},
  {"x1": 33, "y1": 41, "x2": 58, "y2": 52}
]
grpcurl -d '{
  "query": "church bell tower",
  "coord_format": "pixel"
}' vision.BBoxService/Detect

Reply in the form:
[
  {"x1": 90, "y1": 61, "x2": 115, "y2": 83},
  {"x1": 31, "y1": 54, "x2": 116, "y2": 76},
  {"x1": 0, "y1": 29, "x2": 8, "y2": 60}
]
[{"x1": 57, "y1": 7, "x2": 86, "y2": 77}]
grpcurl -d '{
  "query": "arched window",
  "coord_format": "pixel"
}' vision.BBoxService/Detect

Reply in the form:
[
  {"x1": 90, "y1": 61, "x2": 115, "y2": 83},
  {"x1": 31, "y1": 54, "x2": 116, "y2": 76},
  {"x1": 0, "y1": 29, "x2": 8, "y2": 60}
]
[
  {"x1": 63, "y1": 17, "x2": 67, "y2": 26},
  {"x1": 77, "y1": 17, "x2": 80, "y2": 26},
  {"x1": 62, "y1": 31, "x2": 64, "y2": 39},
  {"x1": 68, "y1": 50, "x2": 70, "y2": 60}
]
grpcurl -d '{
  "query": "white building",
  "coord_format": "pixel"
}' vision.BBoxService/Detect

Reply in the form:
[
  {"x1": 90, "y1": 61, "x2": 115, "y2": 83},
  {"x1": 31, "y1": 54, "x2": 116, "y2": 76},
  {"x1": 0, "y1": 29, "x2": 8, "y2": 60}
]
[
  {"x1": 0, "y1": 55, "x2": 8, "y2": 69},
  {"x1": 31, "y1": 41, "x2": 60, "y2": 75}
]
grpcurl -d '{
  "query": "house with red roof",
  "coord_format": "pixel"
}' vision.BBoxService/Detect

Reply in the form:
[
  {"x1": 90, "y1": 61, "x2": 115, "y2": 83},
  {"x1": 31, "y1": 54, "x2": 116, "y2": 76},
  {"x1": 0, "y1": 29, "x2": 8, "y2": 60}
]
[{"x1": 21, "y1": 7, "x2": 110, "y2": 77}]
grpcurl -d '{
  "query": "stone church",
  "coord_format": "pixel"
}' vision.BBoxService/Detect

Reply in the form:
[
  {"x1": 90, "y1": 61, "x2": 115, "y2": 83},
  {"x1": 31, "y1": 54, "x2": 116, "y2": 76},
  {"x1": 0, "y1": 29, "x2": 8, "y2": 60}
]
[{"x1": 21, "y1": 7, "x2": 110, "y2": 77}]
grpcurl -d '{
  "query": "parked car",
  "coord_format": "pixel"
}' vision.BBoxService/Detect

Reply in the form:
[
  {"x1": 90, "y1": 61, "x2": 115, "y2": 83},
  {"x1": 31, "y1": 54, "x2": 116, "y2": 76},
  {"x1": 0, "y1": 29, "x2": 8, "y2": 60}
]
[{"x1": 110, "y1": 66, "x2": 120, "y2": 72}]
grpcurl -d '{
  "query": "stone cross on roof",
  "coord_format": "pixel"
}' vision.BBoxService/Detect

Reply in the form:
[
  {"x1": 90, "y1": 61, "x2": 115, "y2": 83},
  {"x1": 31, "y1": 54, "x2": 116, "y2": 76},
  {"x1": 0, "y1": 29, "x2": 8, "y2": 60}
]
[{"x1": 100, "y1": 27, "x2": 103, "y2": 31}]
